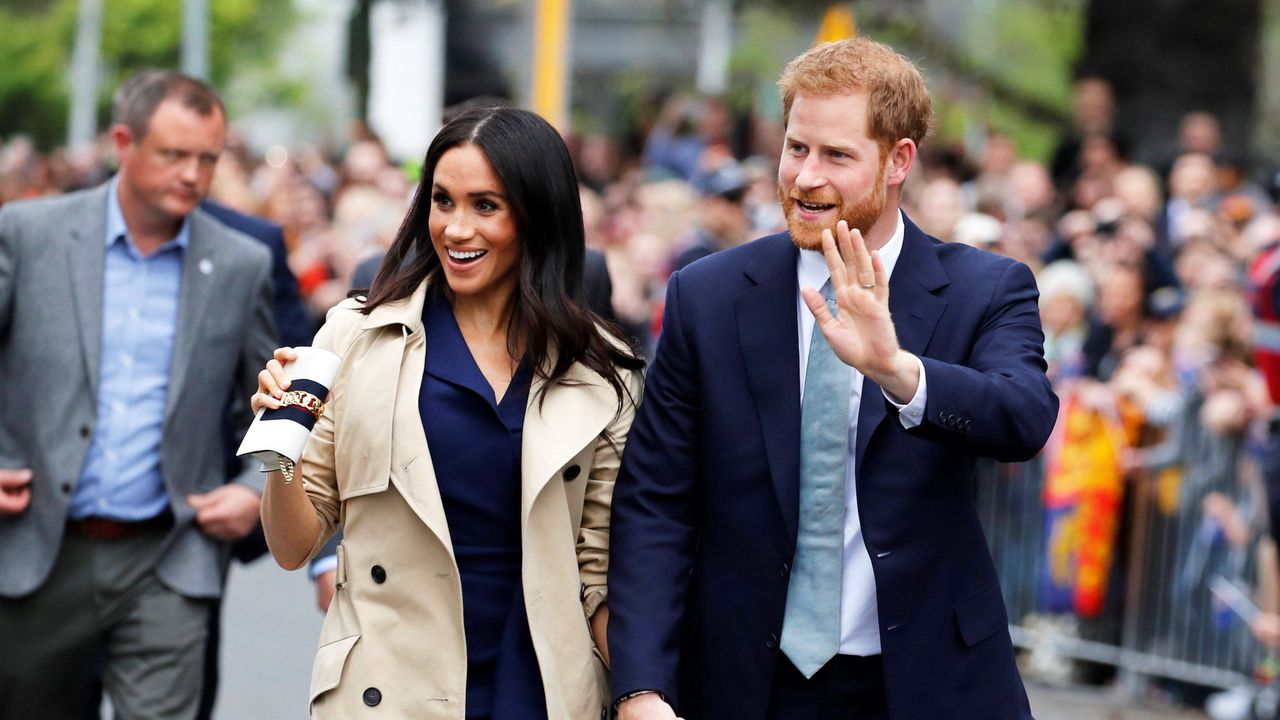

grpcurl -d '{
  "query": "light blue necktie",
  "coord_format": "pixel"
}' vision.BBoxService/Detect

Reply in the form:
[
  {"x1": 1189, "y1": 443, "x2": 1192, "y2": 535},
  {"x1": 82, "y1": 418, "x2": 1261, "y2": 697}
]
[{"x1": 780, "y1": 278, "x2": 850, "y2": 678}]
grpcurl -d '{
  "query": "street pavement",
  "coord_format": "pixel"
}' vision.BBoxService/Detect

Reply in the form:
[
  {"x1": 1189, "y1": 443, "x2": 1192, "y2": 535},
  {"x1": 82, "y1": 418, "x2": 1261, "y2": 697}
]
[{"x1": 212, "y1": 555, "x2": 1210, "y2": 720}]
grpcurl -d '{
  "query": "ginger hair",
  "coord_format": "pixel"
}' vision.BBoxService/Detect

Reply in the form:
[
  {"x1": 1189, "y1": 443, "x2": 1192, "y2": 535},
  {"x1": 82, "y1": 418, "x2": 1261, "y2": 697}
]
[{"x1": 778, "y1": 37, "x2": 934, "y2": 151}]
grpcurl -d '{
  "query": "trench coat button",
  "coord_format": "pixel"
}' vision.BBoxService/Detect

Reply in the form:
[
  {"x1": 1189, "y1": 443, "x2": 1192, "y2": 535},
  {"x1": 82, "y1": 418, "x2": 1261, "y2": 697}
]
[
  {"x1": 371, "y1": 565, "x2": 386, "y2": 583},
  {"x1": 363, "y1": 687, "x2": 382, "y2": 706},
  {"x1": 79, "y1": 424, "x2": 91, "y2": 438},
  {"x1": 765, "y1": 633, "x2": 778, "y2": 649},
  {"x1": 562, "y1": 464, "x2": 581, "y2": 481},
  {"x1": 601, "y1": 708, "x2": 608, "y2": 720},
  {"x1": 61, "y1": 482, "x2": 73, "y2": 495}
]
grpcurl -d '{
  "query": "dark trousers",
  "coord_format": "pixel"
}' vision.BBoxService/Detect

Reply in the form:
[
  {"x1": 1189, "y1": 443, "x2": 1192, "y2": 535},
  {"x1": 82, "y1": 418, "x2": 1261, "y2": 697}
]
[{"x1": 765, "y1": 654, "x2": 889, "y2": 720}]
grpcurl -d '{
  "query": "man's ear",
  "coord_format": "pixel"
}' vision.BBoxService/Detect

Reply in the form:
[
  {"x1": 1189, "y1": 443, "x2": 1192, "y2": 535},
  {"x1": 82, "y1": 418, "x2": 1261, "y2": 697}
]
[
  {"x1": 886, "y1": 138, "x2": 917, "y2": 188},
  {"x1": 110, "y1": 124, "x2": 135, "y2": 165}
]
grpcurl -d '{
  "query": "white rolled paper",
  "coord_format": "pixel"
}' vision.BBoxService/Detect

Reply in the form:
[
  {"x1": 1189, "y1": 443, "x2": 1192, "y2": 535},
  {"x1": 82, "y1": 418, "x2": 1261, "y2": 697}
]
[{"x1": 236, "y1": 346, "x2": 343, "y2": 472}]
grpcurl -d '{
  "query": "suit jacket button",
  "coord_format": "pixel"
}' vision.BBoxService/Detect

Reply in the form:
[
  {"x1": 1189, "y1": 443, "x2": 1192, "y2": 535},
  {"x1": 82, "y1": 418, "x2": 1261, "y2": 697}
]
[
  {"x1": 79, "y1": 424, "x2": 91, "y2": 438},
  {"x1": 363, "y1": 687, "x2": 382, "y2": 706},
  {"x1": 562, "y1": 464, "x2": 581, "y2": 481},
  {"x1": 371, "y1": 565, "x2": 387, "y2": 583},
  {"x1": 61, "y1": 482, "x2": 73, "y2": 495},
  {"x1": 765, "y1": 633, "x2": 777, "y2": 649},
  {"x1": 779, "y1": 562, "x2": 790, "y2": 577}
]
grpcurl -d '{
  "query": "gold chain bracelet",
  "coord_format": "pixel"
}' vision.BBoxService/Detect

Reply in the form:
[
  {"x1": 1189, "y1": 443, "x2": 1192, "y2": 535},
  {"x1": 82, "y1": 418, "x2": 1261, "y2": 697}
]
[{"x1": 280, "y1": 390, "x2": 325, "y2": 419}]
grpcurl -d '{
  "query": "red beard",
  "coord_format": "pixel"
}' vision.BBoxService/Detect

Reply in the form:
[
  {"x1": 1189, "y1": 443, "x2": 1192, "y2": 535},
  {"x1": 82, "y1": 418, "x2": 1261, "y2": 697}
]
[{"x1": 778, "y1": 157, "x2": 888, "y2": 250}]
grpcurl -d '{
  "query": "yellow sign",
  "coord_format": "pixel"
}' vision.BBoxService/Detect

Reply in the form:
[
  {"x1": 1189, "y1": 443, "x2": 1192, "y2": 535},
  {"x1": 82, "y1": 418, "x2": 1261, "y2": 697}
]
[{"x1": 814, "y1": 4, "x2": 857, "y2": 44}]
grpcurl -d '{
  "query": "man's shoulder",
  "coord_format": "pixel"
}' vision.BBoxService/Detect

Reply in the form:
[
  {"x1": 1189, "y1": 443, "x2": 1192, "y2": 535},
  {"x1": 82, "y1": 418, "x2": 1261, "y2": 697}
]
[
  {"x1": 0, "y1": 185, "x2": 106, "y2": 227},
  {"x1": 674, "y1": 231, "x2": 793, "y2": 286},
  {"x1": 191, "y1": 208, "x2": 271, "y2": 265},
  {"x1": 199, "y1": 201, "x2": 283, "y2": 244},
  {"x1": 908, "y1": 220, "x2": 1024, "y2": 286},
  {"x1": 934, "y1": 237, "x2": 1017, "y2": 271}
]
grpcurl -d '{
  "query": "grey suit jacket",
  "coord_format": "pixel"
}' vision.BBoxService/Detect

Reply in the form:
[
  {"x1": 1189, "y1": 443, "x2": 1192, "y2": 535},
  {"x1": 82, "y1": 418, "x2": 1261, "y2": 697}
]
[{"x1": 0, "y1": 182, "x2": 276, "y2": 599}]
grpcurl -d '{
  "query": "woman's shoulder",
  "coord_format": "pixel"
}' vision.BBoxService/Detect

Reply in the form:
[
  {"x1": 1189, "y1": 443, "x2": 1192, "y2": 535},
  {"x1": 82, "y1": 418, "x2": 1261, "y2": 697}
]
[
  {"x1": 313, "y1": 295, "x2": 372, "y2": 353},
  {"x1": 593, "y1": 320, "x2": 637, "y2": 359}
]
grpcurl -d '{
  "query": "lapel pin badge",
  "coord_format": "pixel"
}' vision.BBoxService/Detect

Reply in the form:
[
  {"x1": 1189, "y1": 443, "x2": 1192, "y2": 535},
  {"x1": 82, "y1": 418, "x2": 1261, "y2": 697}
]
[{"x1": 198, "y1": 258, "x2": 213, "y2": 275}]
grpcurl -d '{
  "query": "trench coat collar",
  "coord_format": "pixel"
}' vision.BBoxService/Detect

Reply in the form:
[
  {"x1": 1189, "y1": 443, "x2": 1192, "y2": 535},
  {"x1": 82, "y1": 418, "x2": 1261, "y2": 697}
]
[
  {"x1": 374, "y1": 278, "x2": 623, "y2": 548},
  {"x1": 360, "y1": 275, "x2": 430, "y2": 332}
]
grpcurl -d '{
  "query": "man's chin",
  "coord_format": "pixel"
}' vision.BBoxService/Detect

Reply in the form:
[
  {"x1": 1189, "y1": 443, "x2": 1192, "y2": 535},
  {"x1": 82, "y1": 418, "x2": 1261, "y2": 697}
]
[
  {"x1": 786, "y1": 221, "x2": 826, "y2": 251},
  {"x1": 163, "y1": 197, "x2": 199, "y2": 219}
]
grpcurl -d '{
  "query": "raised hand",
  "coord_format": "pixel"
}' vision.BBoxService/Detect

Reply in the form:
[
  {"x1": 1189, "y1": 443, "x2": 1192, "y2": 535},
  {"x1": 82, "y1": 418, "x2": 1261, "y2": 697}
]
[{"x1": 800, "y1": 220, "x2": 919, "y2": 402}]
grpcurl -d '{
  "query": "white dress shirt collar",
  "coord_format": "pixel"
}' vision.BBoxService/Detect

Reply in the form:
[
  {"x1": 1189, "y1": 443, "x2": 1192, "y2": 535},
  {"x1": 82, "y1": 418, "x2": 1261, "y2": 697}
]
[{"x1": 797, "y1": 210, "x2": 906, "y2": 295}]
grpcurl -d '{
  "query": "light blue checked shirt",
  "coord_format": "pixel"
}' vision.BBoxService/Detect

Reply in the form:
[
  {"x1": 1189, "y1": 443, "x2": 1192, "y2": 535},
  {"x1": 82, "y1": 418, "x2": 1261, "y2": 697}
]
[{"x1": 68, "y1": 179, "x2": 189, "y2": 521}]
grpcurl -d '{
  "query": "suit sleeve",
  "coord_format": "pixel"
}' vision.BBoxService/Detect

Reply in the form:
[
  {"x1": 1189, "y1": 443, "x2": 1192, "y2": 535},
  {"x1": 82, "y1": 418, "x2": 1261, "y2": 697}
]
[
  {"x1": 607, "y1": 271, "x2": 701, "y2": 708},
  {"x1": 911, "y1": 260, "x2": 1058, "y2": 461},
  {"x1": 265, "y1": 226, "x2": 315, "y2": 348},
  {"x1": 229, "y1": 254, "x2": 279, "y2": 493}
]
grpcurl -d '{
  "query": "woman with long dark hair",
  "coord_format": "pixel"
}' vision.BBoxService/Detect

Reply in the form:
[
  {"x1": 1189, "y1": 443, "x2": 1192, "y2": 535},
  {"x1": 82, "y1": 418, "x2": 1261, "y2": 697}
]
[{"x1": 254, "y1": 108, "x2": 643, "y2": 719}]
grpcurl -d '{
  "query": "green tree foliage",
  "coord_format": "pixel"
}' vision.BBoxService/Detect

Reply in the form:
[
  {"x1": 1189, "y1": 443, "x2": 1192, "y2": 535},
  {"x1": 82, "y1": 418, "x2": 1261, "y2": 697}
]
[
  {"x1": 724, "y1": 0, "x2": 1083, "y2": 162},
  {"x1": 0, "y1": 0, "x2": 292, "y2": 149}
]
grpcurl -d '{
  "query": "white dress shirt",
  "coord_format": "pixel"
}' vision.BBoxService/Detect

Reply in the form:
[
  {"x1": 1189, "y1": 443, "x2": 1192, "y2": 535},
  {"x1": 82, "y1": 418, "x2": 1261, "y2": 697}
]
[{"x1": 795, "y1": 210, "x2": 928, "y2": 656}]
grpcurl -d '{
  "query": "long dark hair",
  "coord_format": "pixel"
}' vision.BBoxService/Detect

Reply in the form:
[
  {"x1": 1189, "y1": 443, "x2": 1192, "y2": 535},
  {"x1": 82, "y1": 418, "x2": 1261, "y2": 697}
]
[{"x1": 363, "y1": 107, "x2": 642, "y2": 407}]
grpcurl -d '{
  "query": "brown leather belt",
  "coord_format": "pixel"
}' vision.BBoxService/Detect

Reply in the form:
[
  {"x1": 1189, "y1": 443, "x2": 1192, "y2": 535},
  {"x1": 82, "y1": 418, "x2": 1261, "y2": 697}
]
[{"x1": 65, "y1": 513, "x2": 172, "y2": 541}]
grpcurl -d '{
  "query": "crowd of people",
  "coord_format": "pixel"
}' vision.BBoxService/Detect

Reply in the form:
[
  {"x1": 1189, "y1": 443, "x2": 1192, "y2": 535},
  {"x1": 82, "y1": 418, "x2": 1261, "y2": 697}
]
[{"x1": 2, "y1": 35, "x2": 1280, "y2": 720}]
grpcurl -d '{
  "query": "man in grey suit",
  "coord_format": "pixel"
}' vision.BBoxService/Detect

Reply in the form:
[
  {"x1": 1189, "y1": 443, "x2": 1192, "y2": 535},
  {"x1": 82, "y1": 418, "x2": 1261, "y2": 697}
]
[{"x1": 0, "y1": 70, "x2": 275, "y2": 719}]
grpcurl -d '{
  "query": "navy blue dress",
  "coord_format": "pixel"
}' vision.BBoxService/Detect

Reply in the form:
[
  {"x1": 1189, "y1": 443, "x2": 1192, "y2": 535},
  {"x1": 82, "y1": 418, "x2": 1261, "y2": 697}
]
[{"x1": 419, "y1": 288, "x2": 547, "y2": 720}]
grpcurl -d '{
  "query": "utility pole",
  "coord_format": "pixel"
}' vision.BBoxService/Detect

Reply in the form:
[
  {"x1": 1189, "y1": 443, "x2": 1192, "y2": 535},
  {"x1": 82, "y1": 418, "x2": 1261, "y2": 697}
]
[
  {"x1": 696, "y1": 0, "x2": 732, "y2": 96},
  {"x1": 424, "y1": 0, "x2": 445, "y2": 137},
  {"x1": 68, "y1": 0, "x2": 104, "y2": 153},
  {"x1": 183, "y1": 0, "x2": 210, "y2": 80},
  {"x1": 368, "y1": 0, "x2": 446, "y2": 158}
]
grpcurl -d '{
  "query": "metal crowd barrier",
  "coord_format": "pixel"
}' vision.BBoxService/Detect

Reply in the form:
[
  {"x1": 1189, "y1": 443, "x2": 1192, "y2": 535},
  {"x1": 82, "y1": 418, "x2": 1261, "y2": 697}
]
[{"x1": 974, "y1": 433, "x2": 1272, "y2": 694}]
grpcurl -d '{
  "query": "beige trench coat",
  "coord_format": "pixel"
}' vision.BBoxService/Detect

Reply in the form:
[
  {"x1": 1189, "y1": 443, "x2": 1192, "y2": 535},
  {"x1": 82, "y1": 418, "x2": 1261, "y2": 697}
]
[{"x1": 295, "y1": 281, "x2": 641, "y2": 719}]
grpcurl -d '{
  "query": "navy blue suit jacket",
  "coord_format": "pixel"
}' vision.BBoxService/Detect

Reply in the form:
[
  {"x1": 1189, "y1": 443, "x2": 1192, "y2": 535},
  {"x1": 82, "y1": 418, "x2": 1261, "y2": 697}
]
[
  {"x1": 201, "y1": 202, "x2": 314, "y2": 348},
  {"x1": 607, "y1": 217, "x2": 1057, "y2": 719},
  {"x1": 202, "y1": 201, "x2": 313, "y2": 566}
]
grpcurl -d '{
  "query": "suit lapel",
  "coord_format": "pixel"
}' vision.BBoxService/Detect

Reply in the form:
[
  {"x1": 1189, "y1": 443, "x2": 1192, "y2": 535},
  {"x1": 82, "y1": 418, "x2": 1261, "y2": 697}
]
[
  {"x1": 165, "y1": 211, "x2": 219, "y2": 420},
  {"x1": 66, "y1": 190, "x2": 110, "y2": 398},
  {"x1": 735, "y1": 235, "x2": 802, "y2": 541},
  {"x1": 853, "y1": 217, "x2": 948, "y2": 477}
]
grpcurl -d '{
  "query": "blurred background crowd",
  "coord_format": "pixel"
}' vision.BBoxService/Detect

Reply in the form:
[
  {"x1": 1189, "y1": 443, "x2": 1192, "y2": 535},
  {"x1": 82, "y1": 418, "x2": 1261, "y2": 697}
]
[{"x1": 6, "y1": 0, "x2": 1280, "y2": 716}]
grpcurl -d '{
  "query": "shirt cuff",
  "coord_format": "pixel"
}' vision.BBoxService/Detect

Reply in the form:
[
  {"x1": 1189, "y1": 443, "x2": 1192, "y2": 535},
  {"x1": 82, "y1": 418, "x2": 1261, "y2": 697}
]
[
  {"x1": 884, "y1": 354, "x2": 927, "y2": 429},
  {"x1": 310, "y1": 554, "x2": 338, "y2": 580}
]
